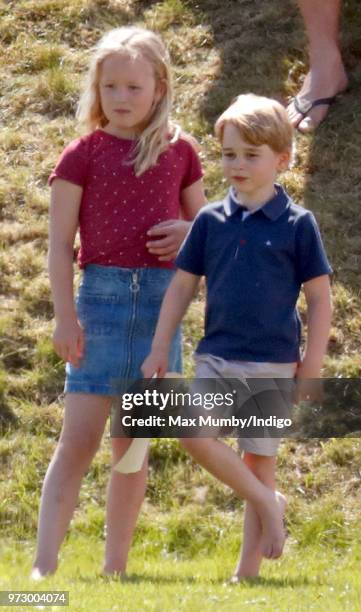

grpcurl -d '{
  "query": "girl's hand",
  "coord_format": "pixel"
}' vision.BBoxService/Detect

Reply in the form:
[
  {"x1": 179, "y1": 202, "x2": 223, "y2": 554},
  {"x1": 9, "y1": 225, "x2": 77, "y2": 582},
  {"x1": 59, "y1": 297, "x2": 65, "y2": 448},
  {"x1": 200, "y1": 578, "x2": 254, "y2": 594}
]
[
  {"x1": 53, "y1": 317, "x2": 85, "y2": 368},
  {"x1": 294, "y1": 361, "x2": 324, "y2": 404},
  {"x1": 141, "y1": 348, "x2": 169, "y2": 378},
  {"x1": 146, "y1": 219, "x2": 190, "y2": 261}
]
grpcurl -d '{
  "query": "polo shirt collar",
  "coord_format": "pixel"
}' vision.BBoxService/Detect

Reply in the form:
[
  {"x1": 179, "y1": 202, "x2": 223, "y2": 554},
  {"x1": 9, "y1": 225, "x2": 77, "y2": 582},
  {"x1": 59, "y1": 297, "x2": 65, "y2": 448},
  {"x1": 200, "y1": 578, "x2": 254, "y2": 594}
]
[{"x1": 223, "y1": 184, "x2": 291, "y2": 221}]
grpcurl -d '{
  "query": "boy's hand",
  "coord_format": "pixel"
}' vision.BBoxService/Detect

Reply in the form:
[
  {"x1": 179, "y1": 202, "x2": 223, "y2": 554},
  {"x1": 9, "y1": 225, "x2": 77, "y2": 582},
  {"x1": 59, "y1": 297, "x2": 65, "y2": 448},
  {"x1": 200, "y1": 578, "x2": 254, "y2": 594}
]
[
  {"x1": 294, "y1": 361, "x2": 324, "y2": 404},
  {"x1": 141, "y1": 348, "x2": 169, "y2": 378},
  {"x1": 53, "y1": 317, "x2": 84, "y2": 368},
  {"x1": 146, "y1": 220, "x2": 190, "y2": 261}
]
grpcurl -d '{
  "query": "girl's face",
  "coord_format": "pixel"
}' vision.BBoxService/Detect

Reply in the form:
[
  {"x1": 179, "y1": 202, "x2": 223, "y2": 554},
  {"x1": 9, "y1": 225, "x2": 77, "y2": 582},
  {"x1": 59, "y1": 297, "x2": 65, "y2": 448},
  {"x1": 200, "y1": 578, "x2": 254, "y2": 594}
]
[{"x1": 99, "y1": 52, "x2": 163, "y2": 138}]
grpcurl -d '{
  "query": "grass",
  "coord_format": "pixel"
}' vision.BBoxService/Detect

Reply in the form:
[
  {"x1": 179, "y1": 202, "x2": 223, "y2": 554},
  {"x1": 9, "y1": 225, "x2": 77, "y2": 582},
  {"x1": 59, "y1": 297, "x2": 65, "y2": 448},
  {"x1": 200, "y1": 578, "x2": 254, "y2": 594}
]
[
  {"x1": 1, "y1": 536, "x2": 361, "y2": 611},
  {"x1": 1, "y1": 0, "x2": 361, "y2": 609}
]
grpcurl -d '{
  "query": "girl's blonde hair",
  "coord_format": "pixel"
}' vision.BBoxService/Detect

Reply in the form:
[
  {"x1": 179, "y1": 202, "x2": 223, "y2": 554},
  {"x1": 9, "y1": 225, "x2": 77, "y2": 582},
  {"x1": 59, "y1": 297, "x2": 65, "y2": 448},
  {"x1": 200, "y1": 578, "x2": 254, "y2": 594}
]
[
  {"x1": 215, "y1": 93, "x2": 293, "y2": 153},
  {"x1": 77, "y1": 27, "x2": 177, "y2": 176}
]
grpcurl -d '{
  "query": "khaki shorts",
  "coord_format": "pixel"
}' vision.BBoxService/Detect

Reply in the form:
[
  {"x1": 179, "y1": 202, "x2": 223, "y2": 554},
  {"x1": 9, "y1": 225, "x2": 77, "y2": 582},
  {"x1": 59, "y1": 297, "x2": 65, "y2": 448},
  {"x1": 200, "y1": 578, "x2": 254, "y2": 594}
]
[{"x1": 194, "y1": 354, "x2": 297, "y2": 457}]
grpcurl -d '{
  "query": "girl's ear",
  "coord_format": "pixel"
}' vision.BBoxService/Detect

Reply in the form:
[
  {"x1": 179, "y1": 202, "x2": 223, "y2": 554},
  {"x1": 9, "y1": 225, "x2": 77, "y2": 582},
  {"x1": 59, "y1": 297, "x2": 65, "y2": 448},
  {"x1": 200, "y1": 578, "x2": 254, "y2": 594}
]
[{"x1": 154, "y1": 78, "x2": 166, "y2": 104}]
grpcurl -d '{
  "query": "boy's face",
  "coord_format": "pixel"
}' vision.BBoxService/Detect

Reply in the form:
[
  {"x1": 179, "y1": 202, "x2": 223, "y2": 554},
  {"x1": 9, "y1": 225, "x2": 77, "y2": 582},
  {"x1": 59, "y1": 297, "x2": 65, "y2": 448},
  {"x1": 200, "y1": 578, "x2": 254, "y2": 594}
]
[{"x1": 221, "y1": 123, "x2": 290, "y2": 206}]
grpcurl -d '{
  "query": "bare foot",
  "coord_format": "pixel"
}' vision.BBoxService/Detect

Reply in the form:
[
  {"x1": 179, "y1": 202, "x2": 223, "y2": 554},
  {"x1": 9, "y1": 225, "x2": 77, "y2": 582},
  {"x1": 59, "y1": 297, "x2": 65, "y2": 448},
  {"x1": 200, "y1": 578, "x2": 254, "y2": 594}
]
[
  {"x1": 287, "y1": 53, "x2": 348, "y2": 132},
  {"x1": 30, "y1": 567, "x2": 54, "y2": 581},
  {"x1": 102, "y1": 567, "x2": 126, "y2": 580},
  {"x1": 259, "y1": 491, "x2": 287, "y2": 560},
  {"x1": 231, "y1": 568, "x2": 260, "y2": 581},
  {"x1": 229, "y1": 574, "x2": 259, "y2": 584}
]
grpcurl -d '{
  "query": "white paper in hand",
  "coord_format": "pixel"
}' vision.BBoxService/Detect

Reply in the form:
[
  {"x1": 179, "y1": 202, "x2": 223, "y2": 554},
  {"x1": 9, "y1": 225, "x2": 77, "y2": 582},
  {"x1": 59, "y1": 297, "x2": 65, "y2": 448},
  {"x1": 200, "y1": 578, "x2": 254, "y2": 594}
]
[
  {"x1": 113, "y1": 373, "x2": 182, "y2": 474},
  {"x1": 114, "y1": 372, "x2": 158, "y2": 474}
]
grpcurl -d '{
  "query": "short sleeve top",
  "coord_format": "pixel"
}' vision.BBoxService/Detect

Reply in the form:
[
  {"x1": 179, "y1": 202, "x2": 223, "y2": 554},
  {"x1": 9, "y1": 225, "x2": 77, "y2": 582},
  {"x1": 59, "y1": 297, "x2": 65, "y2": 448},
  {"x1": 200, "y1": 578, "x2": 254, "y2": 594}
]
[
  {"x1": 176, "y1": 185, "x2": 332, "y2": 363},
  {"x1": 49, "y1": 129, "x2": 203, "y2": 269}
]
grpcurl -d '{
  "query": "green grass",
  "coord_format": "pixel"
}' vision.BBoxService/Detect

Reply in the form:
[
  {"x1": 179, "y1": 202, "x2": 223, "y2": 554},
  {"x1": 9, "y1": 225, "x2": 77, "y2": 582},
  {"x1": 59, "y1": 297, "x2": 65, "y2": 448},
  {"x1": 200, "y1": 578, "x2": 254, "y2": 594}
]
[
  {"x1": 1, "y1": 0, "x2": 361, "y2": 609},
  {"x1": 1, "y1": 536, "x2": 361, "y2": 611}
]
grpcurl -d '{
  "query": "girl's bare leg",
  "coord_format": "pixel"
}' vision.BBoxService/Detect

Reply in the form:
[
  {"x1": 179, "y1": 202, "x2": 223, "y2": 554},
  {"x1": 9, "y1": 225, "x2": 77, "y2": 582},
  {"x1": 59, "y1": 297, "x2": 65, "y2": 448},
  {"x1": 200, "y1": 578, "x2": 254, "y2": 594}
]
[
  {"x1": 180, "y1": 438, "x2": 285, "y2": 559},
  {"x1": 31, "y1": 394, "x2": 111, "y2": 577},
  {"x1": 103, "y1": 438, "x2": 148, "y2": 575}
]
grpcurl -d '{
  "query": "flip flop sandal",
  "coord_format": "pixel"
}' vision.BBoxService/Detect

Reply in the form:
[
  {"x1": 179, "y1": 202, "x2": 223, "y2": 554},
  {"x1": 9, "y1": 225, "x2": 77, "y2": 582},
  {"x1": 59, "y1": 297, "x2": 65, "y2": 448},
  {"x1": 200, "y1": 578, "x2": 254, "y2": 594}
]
[{"x1": 292, "y1": 95, "x2": 337, "y2": 130}]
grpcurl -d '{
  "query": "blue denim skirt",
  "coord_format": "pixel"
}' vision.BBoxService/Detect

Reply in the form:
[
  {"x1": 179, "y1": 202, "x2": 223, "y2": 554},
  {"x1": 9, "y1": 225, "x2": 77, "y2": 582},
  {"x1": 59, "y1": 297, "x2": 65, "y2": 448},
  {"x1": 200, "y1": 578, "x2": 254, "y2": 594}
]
[{"x1": 65, "y1": 265, "x2": 182, "y2": 395}]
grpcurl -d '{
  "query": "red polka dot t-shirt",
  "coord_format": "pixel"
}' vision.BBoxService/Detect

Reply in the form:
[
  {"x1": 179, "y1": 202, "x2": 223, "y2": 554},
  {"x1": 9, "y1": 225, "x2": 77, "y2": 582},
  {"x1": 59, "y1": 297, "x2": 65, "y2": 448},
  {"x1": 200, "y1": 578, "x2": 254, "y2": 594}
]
[{"x1": 49, "y1": 129, "x2": 203, "y2": 269}]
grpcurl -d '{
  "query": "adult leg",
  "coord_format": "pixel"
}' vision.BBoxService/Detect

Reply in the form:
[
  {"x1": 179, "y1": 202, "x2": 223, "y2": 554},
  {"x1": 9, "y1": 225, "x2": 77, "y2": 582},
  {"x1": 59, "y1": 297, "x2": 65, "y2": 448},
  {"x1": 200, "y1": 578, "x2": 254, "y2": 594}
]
[
  {"x1": 180, "y1": 438, "x2": 286, "y2": 559},
  {"x1": 31, "y1": 394, "x2": 111, "y2": 577},
  {"x1": 103, "y1": 438, "x2": 148, "y2": 575},
  {"x1": 287, "y1": 0, "x2": 348, "y2": 132},
  {"x1": 232, "y1": 454, "x2": 278, "y2": 580}
]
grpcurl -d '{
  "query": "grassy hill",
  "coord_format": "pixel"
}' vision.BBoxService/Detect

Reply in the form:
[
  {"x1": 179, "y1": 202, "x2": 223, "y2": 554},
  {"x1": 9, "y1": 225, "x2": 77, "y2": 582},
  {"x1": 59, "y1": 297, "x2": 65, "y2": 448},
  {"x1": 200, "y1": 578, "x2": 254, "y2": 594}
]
[{"x1": 1, "y1": 1, "x2": 361, "y2": 609}]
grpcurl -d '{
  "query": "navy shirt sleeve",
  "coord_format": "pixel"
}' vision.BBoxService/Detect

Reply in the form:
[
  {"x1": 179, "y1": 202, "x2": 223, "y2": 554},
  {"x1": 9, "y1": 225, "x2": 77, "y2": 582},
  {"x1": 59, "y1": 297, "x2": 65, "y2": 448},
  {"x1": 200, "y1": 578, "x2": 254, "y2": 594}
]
[
  {"x1": 175, "y1": 210, "x2": 207, "y2": 276},
  {"x1": 294, "y1": 211, "x2": 332, "y2": 283}
]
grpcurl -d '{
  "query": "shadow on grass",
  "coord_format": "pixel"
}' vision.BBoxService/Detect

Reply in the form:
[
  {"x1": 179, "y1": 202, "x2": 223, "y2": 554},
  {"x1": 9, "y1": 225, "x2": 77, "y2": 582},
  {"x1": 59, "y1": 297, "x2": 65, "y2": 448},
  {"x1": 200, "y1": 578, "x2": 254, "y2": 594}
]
[
  {"x1": 301, "y1": 80, "x2": 361, "y2": 296},
  {"x1": 190, "y1": 0, "x2": 361, "y2": 145},
  {"x1": 295, "y1": 2, "x2": 361, "y2": 371},
  {"x1": 187, "y1": 0, "x2": 361, "y2": 366},
  {"x1": 187, "y1": 0, "x2": 300, "y2": 127},
  {"x1": 0, "y1": 403, "x2": 18, "y2": 434},
  {"x1": 83, "y1": 572, "x2": 319, "y2": 588}
]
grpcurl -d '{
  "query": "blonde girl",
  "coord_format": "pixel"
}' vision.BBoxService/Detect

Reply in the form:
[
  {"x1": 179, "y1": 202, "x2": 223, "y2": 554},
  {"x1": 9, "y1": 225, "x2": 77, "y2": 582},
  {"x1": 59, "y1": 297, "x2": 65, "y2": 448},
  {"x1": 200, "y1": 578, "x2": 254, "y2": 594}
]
[{"x1": 32, "y1": 26, "x2": 205, "y2": 578}]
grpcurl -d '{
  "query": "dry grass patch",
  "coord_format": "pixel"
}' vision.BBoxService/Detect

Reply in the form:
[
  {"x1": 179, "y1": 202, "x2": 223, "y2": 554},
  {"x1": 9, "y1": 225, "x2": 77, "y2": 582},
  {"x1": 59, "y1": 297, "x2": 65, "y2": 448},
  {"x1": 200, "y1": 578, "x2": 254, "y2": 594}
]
[
  {"x1": 0, "y1": 0, "x2": 359, "y2": 389},
  {"x1": 0, "y1": 2, "x2": 360, "y2": 565},
  {"x1": 143, "y1": 0, "x2": 196, "y2": 31}
]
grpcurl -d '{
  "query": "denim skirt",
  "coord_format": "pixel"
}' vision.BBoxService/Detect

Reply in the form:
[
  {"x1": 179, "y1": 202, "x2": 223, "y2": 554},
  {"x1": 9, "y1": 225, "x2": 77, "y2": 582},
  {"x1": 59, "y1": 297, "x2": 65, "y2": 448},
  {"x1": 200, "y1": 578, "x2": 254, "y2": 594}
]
[{"x1": 65, "y1": 265, "x2": 181, "y2": 395}]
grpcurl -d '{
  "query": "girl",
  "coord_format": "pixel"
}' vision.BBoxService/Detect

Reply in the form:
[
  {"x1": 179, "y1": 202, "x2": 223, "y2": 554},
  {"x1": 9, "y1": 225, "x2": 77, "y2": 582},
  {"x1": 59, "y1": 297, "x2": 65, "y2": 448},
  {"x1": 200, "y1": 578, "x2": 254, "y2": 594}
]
[{"x1": 31, "y1": 26, "x2": 205, "y2": 578}]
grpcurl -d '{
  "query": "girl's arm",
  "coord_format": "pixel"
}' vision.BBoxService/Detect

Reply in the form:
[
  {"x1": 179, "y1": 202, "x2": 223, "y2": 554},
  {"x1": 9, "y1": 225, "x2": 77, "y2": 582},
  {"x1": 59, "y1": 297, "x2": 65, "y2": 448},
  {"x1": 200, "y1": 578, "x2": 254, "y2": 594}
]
[
  {"x1": 180, "y1": 178, "x2": 207, "y2": 220},
  {"x1": 49, "y1": 178, "x2": 84, "y2": 367},
  {"x1": 295, "y1": 274, "x2": 332, "y2": 400},
  {"x1": 141, "y1": 269, "x2": 200, "y2": 377},
  {"x1": 146, "y1": 178, "x2": 206, "y2": 261}
]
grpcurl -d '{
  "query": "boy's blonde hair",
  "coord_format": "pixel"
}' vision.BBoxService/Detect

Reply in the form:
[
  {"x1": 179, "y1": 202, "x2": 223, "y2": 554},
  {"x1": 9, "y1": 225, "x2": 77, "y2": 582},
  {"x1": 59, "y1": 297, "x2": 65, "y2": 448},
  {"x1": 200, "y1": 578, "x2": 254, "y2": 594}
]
[
  {"x1": 215, "y1": 93, "x2": 293, "y2": 153},
  {"x1": 77, "y1": 27, "x2": 176, "y2": 176}
]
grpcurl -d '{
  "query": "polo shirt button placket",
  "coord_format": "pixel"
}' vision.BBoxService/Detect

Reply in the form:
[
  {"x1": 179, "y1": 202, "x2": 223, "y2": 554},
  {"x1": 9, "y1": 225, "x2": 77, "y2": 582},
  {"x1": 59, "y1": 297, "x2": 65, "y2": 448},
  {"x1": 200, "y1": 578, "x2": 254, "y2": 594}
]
[
  {"x1": 234, "y1": 236, "x2": 247, "y2": 260},
  {"x1": 233, "y1": 208, "x2": 249, "y2": 259}
]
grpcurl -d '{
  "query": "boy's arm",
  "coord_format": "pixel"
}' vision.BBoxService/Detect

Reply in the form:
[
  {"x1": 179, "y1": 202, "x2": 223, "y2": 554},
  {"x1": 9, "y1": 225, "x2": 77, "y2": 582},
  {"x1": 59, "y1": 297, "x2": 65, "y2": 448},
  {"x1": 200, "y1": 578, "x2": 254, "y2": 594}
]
[
  {"x1": 296, "y1": 274, "x2": 332, "y2": 401},
  {"x1": 49, "y1": 178, "x2": 84, "y2": 367},
  {"x1": 300, "y1": 274, "x2": 332, "y2": 375},
  {"x1": 141, "y1": 269, "x2": 200, "y2": 377}
]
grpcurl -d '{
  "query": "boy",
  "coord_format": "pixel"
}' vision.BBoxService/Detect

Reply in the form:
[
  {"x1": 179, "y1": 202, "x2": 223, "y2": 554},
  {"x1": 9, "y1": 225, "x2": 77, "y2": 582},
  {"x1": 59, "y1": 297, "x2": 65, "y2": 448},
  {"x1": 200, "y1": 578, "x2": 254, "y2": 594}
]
[{"x1": 142, "y1": 94, "x2": 332, "y2": 578}]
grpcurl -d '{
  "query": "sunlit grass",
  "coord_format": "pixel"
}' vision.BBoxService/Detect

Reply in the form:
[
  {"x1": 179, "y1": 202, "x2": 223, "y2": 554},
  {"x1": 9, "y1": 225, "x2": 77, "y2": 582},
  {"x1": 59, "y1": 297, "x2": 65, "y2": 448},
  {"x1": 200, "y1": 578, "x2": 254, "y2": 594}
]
[
  {"x1": 1, "y1": 536, "x2": 361, "y2": 611},
  {"x1": 1, "y1": 0, "x2": 361, "y2": 607}
]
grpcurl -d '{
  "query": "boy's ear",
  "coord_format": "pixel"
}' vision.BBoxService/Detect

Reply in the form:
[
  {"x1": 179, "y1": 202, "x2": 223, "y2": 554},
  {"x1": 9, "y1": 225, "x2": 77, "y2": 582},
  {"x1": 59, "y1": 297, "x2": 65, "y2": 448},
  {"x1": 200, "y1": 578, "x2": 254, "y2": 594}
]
[{"x1": 277, "y1": 149, "x2": 291, "y2": 172}]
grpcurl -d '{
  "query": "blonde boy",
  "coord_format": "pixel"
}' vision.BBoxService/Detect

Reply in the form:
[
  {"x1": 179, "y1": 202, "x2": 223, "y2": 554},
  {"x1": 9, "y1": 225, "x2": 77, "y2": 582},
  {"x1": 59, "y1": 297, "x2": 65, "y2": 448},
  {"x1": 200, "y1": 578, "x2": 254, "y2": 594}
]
[{"x1": 142, "y1": 94, "x2": 332, "y2": 578}]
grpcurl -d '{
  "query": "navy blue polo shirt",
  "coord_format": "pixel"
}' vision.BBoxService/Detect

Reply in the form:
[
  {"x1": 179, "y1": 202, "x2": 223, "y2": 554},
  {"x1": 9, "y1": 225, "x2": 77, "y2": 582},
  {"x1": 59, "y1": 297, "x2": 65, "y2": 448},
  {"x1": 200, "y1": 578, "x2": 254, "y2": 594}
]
[{"x1": 176, "y1": 184, "x2": 332, "y2": 363}]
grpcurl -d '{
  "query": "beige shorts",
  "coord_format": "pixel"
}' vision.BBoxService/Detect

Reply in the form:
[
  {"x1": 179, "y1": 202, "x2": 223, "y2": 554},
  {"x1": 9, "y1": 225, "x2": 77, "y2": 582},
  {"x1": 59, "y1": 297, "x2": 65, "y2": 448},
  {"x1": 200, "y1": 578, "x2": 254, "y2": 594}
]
[{"x1": 194, "y1": 353, "x2": 297, "y2": 457}]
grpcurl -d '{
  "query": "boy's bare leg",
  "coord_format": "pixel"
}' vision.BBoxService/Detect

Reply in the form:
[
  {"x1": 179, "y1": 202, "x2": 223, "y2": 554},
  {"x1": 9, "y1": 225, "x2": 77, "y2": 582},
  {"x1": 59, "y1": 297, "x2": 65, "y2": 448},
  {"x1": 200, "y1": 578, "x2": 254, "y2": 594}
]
[
  {"x1": 181, "y1": 438, "x2": 286, "y2": 559},
  {"x1": 103, "y1": 438, "x2": 148, "y2": 575},
  {"x1": 232, "y1": 453, "x2": 279, "y2": 580},
  {"x1": 287, "y1": 0, "x2": 348, "y2": 132},
  {"x1": 31, "y1": 394, "x2": 110, "y2": 578}
]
